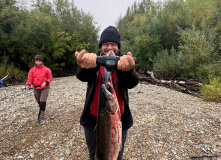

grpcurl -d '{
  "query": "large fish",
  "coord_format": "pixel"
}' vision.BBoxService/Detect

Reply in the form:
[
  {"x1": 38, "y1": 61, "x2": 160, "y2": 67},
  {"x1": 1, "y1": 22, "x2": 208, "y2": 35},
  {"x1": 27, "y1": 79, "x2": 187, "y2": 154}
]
[{"x1": 96, "y1": 81, "x2": 122, "y2": 160}]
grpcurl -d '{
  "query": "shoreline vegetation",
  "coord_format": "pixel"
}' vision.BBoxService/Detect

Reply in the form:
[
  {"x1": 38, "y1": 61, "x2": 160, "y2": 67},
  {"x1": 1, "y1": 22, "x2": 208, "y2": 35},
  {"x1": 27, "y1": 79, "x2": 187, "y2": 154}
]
[{"x1": 1, "y1": 0, "x2": 220, "y2": 102}]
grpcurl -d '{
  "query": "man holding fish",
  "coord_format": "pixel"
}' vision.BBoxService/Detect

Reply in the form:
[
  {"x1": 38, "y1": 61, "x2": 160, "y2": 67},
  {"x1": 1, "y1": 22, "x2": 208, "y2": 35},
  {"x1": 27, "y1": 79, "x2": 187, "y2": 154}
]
[{"x1": 75, "y1": 26, "x2": 139, "y2": 160}]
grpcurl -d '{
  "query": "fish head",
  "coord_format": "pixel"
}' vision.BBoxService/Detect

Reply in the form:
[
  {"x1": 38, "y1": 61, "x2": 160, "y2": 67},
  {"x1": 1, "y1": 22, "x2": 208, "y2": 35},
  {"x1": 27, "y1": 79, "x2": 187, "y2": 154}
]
[{"x1": 99, "y1": 82, "x2": 119, "y2": 114}]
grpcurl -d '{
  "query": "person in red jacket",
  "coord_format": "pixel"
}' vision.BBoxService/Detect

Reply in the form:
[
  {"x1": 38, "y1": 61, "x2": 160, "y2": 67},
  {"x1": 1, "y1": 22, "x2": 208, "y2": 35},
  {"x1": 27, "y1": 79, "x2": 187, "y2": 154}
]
[{"x1": 26, "y1": 55, "x2": 53, "y2": 125}]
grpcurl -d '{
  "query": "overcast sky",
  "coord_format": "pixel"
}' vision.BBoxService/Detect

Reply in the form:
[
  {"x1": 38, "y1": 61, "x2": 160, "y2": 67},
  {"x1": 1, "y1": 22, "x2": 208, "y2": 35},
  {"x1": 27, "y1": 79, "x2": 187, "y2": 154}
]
[
  {"x1": 73, "y1": 0, "x2": 165, "y2": 33},
  {"x1": 17, "y1": 0, "x2": 165, "y2": 34}
]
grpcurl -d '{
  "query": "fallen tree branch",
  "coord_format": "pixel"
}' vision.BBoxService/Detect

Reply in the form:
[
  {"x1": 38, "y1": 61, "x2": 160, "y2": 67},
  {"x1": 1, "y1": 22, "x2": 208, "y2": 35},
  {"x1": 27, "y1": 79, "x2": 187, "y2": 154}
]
[
  {"x1": 173, "y1": 83, "x2": 191, "y2": 94},
  {"x1": 139, "y1": 71, "x2": 203, "y2": 94},
  {"x1": 147, "y1": 71, "x2": 202, "y2": 86}
]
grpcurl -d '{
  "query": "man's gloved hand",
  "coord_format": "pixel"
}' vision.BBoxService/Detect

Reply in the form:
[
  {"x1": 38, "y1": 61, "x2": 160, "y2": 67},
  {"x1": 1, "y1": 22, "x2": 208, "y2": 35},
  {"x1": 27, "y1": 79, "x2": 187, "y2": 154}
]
[
  {"x1": 75, "y1": 50, "x2": 97, "y2": 69},
  {"x1": 117, "y1": 52, "x2": 135, "y2": 71}
]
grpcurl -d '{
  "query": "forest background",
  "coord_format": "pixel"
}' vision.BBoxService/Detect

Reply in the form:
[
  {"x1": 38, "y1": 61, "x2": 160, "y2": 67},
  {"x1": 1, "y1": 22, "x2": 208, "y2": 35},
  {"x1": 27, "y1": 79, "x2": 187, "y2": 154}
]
[{"x1": 0, "y1": 0, "x2": 220, "y2": 102}]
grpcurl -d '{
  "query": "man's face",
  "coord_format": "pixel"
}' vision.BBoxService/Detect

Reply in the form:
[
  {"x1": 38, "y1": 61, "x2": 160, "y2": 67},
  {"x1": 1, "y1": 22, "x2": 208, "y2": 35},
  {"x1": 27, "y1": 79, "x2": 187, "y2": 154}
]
[{"x1": 101, "y1": 42, "x2": 119, "y2": 55}]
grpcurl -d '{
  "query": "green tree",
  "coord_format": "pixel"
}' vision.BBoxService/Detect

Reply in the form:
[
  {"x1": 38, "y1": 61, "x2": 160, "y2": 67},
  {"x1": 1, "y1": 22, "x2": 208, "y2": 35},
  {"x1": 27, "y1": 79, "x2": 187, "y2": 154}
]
[
  {"x1": 0, "y1": 0, "x2": 20, "y2": 61},
  {"x1": 153, "y1": 26, "x2": 220, "y2": 80},
  {"x1": 0, "y1": 0, "x2": 99, "y2": 78},
  {"x1": 177, "y1": 26, "x2": 219, "y2": 79}
]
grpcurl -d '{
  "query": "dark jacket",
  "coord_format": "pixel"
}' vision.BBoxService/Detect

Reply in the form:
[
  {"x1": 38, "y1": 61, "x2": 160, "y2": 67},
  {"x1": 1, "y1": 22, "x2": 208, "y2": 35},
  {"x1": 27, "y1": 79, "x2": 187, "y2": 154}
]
[{"x1": 76, "y1": 51, "x2": 139, "y2": 130}]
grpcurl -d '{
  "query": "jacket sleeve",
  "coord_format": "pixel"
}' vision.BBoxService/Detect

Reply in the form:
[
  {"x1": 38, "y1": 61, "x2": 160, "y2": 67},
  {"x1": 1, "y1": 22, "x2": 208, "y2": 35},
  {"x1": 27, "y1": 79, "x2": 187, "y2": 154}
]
[
  {"x1": 76, "y1": 66, "x2": 99, "y2": 82},
  {"x1": 26, "y1": 68, "x2": 34, "y2": 86},
  {"x1": 117, "y1": 69, "x2": 139, "y2": 89},
  {"x1": 46, "y1": 68, "x2": 53, "y2": 84}
]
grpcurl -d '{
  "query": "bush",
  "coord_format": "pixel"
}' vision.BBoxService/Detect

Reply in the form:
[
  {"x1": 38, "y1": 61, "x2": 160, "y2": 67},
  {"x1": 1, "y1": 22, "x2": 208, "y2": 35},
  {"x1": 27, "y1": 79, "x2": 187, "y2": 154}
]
[
  {"x1": 197, "y1": 60, "x2": 221, "y2": 82},
  {"x1": 201, "y1": 77, "x2": 221, "y2": 102},
  {"x1": 153, "y1": 26, "x2": 220, "y2": 81},
  {"x1": 177, "y1": 26, "x2": 219, "y2": 79},
  {"x1": 0, "y1": 58, "x2": 27, "y2": 85},
  {"x1": 153, "y1": 48, "x2": 180, "y2": 77}
]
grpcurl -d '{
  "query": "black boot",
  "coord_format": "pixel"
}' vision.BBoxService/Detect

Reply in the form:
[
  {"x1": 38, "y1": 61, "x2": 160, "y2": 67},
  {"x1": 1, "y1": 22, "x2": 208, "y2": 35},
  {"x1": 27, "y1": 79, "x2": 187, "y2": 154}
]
[{"x1": 37, "y1": 101, "x2": 41, "y2": 121}]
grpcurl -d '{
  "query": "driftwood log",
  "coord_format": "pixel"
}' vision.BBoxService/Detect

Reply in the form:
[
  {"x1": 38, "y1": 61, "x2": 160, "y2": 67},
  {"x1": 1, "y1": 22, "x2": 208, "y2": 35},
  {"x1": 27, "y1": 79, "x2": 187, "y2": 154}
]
[{"x1": 139, "y1": 71, "x2": 203, "y2": 96}]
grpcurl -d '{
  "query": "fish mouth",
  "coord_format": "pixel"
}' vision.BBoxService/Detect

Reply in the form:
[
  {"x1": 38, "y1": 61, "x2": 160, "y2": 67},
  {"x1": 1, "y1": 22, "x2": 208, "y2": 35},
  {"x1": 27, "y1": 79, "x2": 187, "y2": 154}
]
[
  {"x1": 100, "y1": 82, "x2": 115, "y2": 99},
  {"x1": 104, "y1": 82, "x2": 114, "y2": 95},
  {"x1": 100, "y1": 82, "x2": 119, "y2": 114}
]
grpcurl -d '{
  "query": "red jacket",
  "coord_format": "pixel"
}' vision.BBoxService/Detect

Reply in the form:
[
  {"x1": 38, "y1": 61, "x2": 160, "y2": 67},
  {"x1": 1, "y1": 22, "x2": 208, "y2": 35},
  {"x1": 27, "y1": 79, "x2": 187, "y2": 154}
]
[{"x1": 26, "y1": 65, "x2": 53, "y2": 89}]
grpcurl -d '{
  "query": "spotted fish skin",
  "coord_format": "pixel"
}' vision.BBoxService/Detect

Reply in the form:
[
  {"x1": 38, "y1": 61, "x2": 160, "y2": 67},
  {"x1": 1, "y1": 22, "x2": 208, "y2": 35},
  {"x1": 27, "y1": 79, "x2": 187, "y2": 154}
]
[{"x1": 96, "y1": 82, "x2": 122, "y2": 160}]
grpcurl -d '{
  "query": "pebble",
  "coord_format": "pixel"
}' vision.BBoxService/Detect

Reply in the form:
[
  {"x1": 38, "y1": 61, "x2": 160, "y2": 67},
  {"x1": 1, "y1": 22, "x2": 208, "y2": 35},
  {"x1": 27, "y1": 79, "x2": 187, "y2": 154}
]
[{"x1": 0, "y1": 76, "x2": 221, "y2": 159}]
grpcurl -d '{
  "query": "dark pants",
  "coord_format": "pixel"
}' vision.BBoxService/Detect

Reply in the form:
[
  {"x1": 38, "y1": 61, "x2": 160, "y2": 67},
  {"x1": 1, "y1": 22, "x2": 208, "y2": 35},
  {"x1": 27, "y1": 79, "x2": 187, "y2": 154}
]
[
  {"x1": 34, "y1": 87, "x2": 49, "y2": 103},
  {"x1": 33, "y1": 88, "x2": 49, "y2": 119},
  {"x1": 84, "y1": 127, "x2": 128, "y2": 160}
]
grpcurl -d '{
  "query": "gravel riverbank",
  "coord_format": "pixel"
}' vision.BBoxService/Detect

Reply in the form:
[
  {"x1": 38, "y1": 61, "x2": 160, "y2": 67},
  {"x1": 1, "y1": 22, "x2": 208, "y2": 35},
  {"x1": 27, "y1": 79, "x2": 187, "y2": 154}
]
[{"x1": 0, "y1": 76, "x2": 221, "y2": 159}]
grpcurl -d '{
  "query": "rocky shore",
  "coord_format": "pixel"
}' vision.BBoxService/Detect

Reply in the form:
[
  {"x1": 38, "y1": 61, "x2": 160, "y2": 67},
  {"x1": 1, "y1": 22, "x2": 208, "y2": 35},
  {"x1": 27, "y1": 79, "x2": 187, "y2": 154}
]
[{"x1": 0, "y1": 76, "x2": 221, "y2": 159}]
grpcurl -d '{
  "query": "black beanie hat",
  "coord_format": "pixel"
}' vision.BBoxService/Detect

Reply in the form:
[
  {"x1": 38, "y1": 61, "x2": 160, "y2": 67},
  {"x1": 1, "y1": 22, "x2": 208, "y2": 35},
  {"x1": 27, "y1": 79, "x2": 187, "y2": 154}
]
[
  {"x1": 34, "y1": 55, "x2": 43, "y2": 61},
  {"x1": 99, "y1": 26, "x2": 121, "y2": 49}
]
